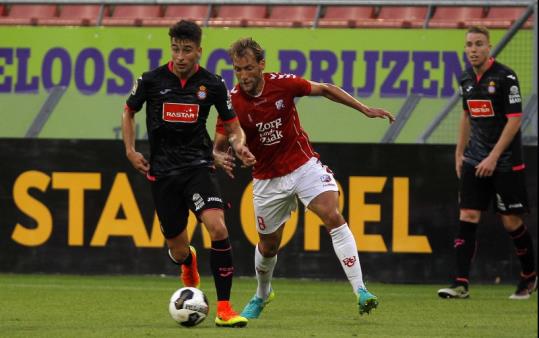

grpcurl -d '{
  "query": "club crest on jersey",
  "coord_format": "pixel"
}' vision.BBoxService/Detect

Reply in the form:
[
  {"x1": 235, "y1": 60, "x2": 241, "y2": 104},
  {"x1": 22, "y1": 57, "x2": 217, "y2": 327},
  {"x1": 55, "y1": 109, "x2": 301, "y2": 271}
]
[
  {"x1": 509, "y1": 85, "x2": 521, "y2": 104},
  {"x1": 320, "y1": 174, "x2": 332, "y2": 183},
  {"x1": 197, "y1": 85, "x2": 207, "y2": 100},
  {"x1": 162, "y1": 103, "x2": 199, "y2": 123},
  {"x1": 275, "y1": 99, "x2": 285, "y2": 110},
  {"x1": 467, "y1": 100, "x2": 494, "y2": 118},
  {"x1": 488, "y1": 81, "x2": 496, "y2": 94}
]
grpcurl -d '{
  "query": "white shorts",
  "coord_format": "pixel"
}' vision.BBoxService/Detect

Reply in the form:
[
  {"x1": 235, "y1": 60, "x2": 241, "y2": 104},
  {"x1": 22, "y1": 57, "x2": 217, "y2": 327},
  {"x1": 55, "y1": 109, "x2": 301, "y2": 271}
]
[{"x1": 252, "y1": 157, "x2": 339, "y2": 234}]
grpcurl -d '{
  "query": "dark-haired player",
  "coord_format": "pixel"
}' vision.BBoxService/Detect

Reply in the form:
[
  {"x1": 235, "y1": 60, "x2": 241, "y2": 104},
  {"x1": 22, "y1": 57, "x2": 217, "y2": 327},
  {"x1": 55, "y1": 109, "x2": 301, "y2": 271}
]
[
  {"x1": 122, "y1": 20, "x2": 255, "y2": 327},
  {"x1": 438, "y1": 26, "x2": 536, "y2": 300}
]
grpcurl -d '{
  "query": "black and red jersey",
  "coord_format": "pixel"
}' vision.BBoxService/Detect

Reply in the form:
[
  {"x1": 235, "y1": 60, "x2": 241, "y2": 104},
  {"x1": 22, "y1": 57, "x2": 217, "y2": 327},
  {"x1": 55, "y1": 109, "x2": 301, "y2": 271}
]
[
  {"x1": 459, "y1": 58, "x2": 524, "y2": 172},
  {"x1": 126, "y1": 62, "x2": 236, "y2": 177}
]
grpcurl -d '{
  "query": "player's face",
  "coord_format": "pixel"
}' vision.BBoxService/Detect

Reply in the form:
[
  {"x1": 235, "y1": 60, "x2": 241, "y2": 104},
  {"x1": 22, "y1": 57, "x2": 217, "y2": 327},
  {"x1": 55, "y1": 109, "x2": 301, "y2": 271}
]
[
  {"x1": 170, "y1": 38, "x2": 201, "y2": 78},
  {"x1": 232, "y1": 50, "x2": 265, "y2": 96},
  {"x1": 465, "y1": 33, "x2": 491, "y2": 69}
]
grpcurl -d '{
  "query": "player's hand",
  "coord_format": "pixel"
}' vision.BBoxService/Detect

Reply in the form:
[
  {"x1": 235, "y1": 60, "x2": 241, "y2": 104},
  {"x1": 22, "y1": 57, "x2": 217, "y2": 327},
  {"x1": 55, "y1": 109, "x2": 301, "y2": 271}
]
[
  {"x1": 127, "y1": 151, "x2": 150, "y2": 175},
  {"x1": 234, "y1": 145, "x2": 256, "y2": 167},
  {"x1": 213, "y1": 147, "x2": 236, "y2": 179},
  {"x1": 475, "y1": 155, "x2": 497, "y2": 177},
  {"x1": 363, "y1": 107, "x2": 395, "y2": 124}
]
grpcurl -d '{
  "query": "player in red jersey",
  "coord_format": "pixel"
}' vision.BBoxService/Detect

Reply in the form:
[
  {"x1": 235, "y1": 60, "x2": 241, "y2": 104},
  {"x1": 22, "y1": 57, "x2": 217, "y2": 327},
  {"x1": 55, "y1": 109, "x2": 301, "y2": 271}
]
[{"x1": 214, "y1": 38, "x2": 394, "y2": 318}]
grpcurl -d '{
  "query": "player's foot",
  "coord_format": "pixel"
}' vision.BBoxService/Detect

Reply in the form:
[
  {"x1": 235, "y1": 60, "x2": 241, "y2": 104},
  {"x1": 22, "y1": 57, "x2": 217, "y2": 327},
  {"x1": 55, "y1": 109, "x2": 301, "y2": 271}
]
[
  {"x1": 215, "y1": 301, "x2": 248, "y2": 327},
  {"x1": 509, "y1": 274, "x2": 538, "y2": 300},
  {"x1": 240, "y1": 289, "x2": 275, "y2": 319},
  {"x1": 181, "y1": 246, "x2": 200, "y2": 288},
  {"x1": 438, "y1": 282, "x2": 469, "y2": 299},
  {"x1": 357, "y1": 287, "x2": 378, "y2": 315}
]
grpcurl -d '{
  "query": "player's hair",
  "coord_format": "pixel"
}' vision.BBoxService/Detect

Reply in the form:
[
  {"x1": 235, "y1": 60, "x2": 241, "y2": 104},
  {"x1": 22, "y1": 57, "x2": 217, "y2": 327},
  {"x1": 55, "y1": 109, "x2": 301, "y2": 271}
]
[
  {"x1": 228, "y1": 37, "x2": 265, "y2": 62},
  {"x1": 168, "y1": 20, "x2": 202, "y2": 46},
  {"x1": 467, "y1": 25, "x2": 490, "y2": 42}
]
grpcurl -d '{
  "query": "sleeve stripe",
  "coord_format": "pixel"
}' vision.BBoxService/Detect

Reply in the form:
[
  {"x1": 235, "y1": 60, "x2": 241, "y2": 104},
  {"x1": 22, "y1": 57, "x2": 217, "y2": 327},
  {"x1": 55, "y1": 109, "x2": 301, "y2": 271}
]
[
  {"x1": 506, "y1": 113, "x2": 522, "y2": 118},
  {"x1": 124, "y1": 104, "x2": 136, "y2": 113}
]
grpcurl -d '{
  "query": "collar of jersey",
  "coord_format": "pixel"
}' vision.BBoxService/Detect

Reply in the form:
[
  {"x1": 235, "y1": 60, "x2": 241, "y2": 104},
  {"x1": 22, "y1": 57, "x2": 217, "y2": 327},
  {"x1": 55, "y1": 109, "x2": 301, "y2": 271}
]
[
  {"x1": 473, "y1": 57, "x2": 495, "y2": 83},
  {"x1": 167, "y1": 61, "x2": 200, "y2": 87},
  {"x1": 241, "y1": 73, "x2": 266, "y2": 99}
]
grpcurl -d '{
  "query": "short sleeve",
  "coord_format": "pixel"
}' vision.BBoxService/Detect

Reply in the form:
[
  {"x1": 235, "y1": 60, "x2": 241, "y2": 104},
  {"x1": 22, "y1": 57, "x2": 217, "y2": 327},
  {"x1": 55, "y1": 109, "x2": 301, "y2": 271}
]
[
  {"x1": 214, "y1": 77, "x2": 236, "y2": 121},
  {"x1": 503, "y1": 72, "x2": 523, "y2": 116},
  {"x1": 126, "y1": 75, "x2": 147, "y2": 112},
  {"x1": 281, "y1": 74, "x2": 311, "y2": 97}
]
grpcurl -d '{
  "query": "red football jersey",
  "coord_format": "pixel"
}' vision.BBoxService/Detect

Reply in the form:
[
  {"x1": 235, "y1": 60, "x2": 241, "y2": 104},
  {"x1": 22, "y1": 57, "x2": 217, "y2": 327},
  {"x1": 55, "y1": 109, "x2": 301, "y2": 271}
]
[{"x1": 217, "y1": 73, "x2": 318, "y2": 179}]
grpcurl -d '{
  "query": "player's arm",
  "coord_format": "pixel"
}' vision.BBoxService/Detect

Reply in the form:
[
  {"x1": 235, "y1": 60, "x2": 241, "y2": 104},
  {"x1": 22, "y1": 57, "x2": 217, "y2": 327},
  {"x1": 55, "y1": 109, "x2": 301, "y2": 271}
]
[
  {"x1": 455, "y1": 110, "x2": 471, "y2": 178},
  {"x1": 475, "y1": 116, "x2": 521, "y2": 177},
  {"x1": 213, "y1": 128, "x2": 236, "y2": 178},
  {"x1": 122, "y1": 76, "x2": 149, "y2": 175},
  {"x1": 223, "y1": 119, "x2": 256, "y2": 167},
  {"x1": 308, "y1": 81, "x2": 395, "y2": 123},
  {"x1": 122, "y1": 107, "x2": 149, "y2": 175}
]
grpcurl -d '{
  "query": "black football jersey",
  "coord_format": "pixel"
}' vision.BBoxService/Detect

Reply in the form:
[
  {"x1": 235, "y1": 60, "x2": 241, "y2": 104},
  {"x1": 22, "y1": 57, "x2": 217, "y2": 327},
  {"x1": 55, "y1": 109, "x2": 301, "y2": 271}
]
[
  {"x1": 459, "y1": 59, "x2": 524, "y2": 172},
  {"x1": 126, "y1": 63, "x2": 235, "y2": 177}
]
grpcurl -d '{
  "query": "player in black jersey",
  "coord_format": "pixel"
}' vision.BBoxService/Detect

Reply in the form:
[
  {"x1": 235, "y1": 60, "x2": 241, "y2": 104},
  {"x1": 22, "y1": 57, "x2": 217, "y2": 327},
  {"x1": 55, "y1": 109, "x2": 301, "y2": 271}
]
[
  {"x1": 438, "y1": 26, "x2": 536, "y2": 300},
  {"x1": 121, "y1": 20, "x2": 255, "y2": 327}
]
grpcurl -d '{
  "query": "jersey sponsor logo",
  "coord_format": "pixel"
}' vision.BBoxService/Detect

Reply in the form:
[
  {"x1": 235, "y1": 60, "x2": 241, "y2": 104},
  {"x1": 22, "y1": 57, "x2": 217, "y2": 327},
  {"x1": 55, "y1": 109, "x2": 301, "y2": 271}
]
[
  {"x1": 162, "y1": 103, "x2": 199, "y2": 123},
  {"x1": 256, "y1": 117, "x2": 283, "y2": 145},
  {"x1": 193, "y1": 193, "x2": 205, "y2": 211},
  {"x1": 275, "y1": 99, "x2": 285, "y2": 110},
  {"x1": 197, "y1": 85, "x2": 207, "y2": 100},
  {"x1": 508, "y1": 85, "x2": 521, "y2": 104},
  {"x1": 467, "y1": 100, "x2": 494, "y2": 118}
]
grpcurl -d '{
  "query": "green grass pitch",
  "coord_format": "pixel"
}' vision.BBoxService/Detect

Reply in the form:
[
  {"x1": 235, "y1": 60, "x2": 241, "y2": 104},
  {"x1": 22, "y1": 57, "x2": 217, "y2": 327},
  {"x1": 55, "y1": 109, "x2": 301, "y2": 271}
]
[{"x1": 0, "y1": 274, "x2": 536, "y2": 337}]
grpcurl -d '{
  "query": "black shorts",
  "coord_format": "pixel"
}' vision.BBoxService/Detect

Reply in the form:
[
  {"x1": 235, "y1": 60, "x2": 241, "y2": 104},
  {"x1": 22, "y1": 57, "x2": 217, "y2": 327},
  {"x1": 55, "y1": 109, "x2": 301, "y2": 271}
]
[
  {"x1": 151, "y1": 167, "x2": 224, "y2": 239},
  {"x1": 459, "y1": 161, "x2": 529, "y2": 215}
]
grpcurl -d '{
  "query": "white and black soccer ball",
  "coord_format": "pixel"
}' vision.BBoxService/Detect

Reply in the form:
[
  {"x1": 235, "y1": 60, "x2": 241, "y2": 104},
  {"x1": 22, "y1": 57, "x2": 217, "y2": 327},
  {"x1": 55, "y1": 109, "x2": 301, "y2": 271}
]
[{"x1": 168, "y1": 287, "x2": 209, "y2": 327}]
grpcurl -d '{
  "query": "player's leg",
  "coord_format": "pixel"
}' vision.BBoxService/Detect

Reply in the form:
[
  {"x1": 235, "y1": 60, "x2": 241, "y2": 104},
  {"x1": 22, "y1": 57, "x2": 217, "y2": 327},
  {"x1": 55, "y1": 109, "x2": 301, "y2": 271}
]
[
  {"x1": 241, "y1": 227, "x2": 283, "y2": 319},
  {"x1": 186, "y1": 168, "x2": 246, "y2": 327},
  {"x1": 307, "y1": 190, "x2": 377, "y2": 315},
  {"x1": 495, "y1": 170, "x2": 536, "y2": 299},
  {"x1": 438, "y1": 162, "x2": 489, "y2": 299},
  {"x1": 295, "y1": 158, "x2": 377, "y2": 315},
  {"x1": 241, "y1": 175, "x2": 296, "y2": 319},
  {"x1": 151, "y1": 175, "x2": 196, "y2": 286}
]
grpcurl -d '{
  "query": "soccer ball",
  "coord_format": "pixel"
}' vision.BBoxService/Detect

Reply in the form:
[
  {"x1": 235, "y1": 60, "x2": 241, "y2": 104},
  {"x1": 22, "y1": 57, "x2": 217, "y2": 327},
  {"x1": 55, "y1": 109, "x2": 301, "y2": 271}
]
[{"x1": 168, "y1": 287, "x2": 209, "y2": 327}]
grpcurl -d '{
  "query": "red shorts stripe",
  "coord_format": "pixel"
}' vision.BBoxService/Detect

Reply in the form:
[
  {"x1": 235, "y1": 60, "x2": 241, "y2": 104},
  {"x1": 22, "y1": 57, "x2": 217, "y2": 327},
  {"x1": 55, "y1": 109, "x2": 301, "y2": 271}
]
[
  {"x1": 506, "y1": 113, "x2": 522, "y2": 118},
  {"x1": 512, "y1": 164, "x2": 525, "y2": 171}
]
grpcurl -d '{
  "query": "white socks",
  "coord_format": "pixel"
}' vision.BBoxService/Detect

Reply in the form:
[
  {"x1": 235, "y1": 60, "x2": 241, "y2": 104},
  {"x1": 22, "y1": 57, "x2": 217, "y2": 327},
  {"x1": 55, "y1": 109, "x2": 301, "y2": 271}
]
[
  {"x1": 330, "y1": 223, "x2": 365, "y2": 292},
  {"x1": 254, "y1": 244, "x2": 277, "y2": 300}
]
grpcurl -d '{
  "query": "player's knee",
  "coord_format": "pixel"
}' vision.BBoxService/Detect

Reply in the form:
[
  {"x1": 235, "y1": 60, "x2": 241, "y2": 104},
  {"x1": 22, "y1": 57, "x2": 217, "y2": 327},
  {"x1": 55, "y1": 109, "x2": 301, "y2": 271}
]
[
  {"x1": 206, "y1": 223, "x2": 229, "y2": 241},
  {"x1": 459, "y1": 209, "x2": 480, "y2": 223},
  {"x1": 501, "y1": 214, "x2": 523, "y2": 231},
  {"x1": 169, "y1": 246, "x2": 190, "y2": 264},
  {"x1": 259, "y1": 243, "x2": 278, "y2": 257},
  {"x1": 321, "y1": 209, "x2": 345, "y2": 228}
]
